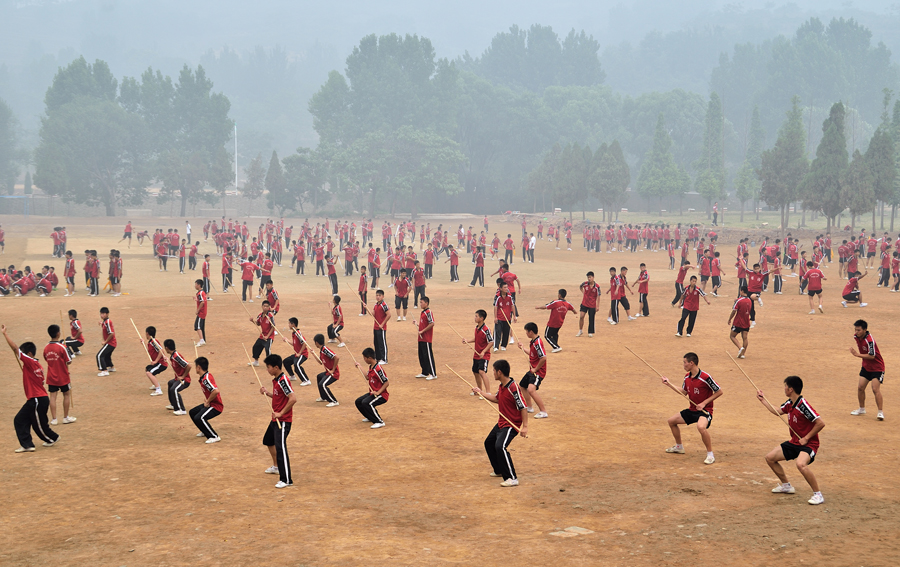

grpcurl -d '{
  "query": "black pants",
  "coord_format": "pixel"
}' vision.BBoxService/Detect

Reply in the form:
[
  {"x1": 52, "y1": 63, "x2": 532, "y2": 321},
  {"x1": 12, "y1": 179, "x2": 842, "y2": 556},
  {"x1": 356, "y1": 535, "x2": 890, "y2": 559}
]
[
  {"x1": 263, "y1": 421, "x2": 292, "y2": 484},
  {"x1": 284, "y1": 354, "x2": 309, "y2": 383},
  {"x1": 222, "y1": 271, "x2": 232, "y2": 292},
  {"x1": 317, "y1": 372, "x2": 338, "y2": 403},
  {"x1": 610, "y1": 300, "x2": 620, "y2": 323},
  {"x1": 470, "y1": 266, "x2": 483, "y2": 286},
  {"x1": 168, "y1": 379, "x2": 190, "y2": 411},
  {"x1": 677, "y1": 309, "x2": 698, "y2": 335},
  {"x1": 316, "y1": 260, "x2": 324, "y2": 275},
  {"x1": 450, "y1": 265, "x2": 458, "y2": 282},
  {"x1": 494, "y1": 321, "x2": 510, "y2": 349},
  {"x1": 544, "y1": 326, "x2": 560, "y2": 350},
  {"x1": 202, "y1": 277, "x2": 210, "y2": 293},
  {"x1": 242, "y1": 280, "x2": 253, "y2": 301},
  {"x1": 355, "y1": 393, "x2": 387, "y2": 424},
  {"x1": 504, "y1": 250, "x2": 513, "y2": 264},
  {"x1": 96, "y1": 344, "x2": 115, "y2": 370},
  {"x1": 485, "y1": 424, "x2": 519, "y2": 481},
  {"x1": 639, "y1": 293, "x2": 649, "y2": 316},
  {"x1": 878, "y1": 267, "x2": 890, "y2": 286},
  {"x1": 179, "y1": 257, "x2": 186, "y2": 272},
  {"x1": 750, "y1": 299, "x2": 756, "y2": 322},
  {"x1": 581, "y1": 306, "x2": 596, "y2": 334},
  {"x1": 329, "y1": 273, "x2": 338, "y2": 295},
  {"x1": 527, "y1": 248, "x2": 534, "y2": 262},
  {"x1": 252, "y1": 338, "x2": 272, "y2": 360},
  {"x1": 160, "y1": 256, "x2": 168, "y2": 271},
  {"x1": 15, "y1": 396, "x2": 58, "y2": 448},
  {"x1": 190, "y1": 404, "x2": 221, "y2": 438},
  {"x1": 424, "y1": 264, "x2": 432, "y2": 278},
  {"x1": 414, "y1": 285, "x2": 426, "y2": 307},
  {"x1": 296, "y1": 260, "x2": 304, "y2": 275},
  {"x1": 90, "y1": 277, "x2": 99, "y2": 295},
  {"x1": 64, "y1": 338, "x2": 83, "y2": 355},
  {"x1": 327, "y1": 324, "x2": 343, "y2": 341},
  {"x1": 189, "y1": 256, "x2": 197, "y2": 270},
  {"x1": 672, "y1": 283, "x2": 685, "y2": 305},
  {"x1": 258, "y1": 275, "x2": 272, "y2": 292},
  {"x1": 194, "y1": 317, "x2": 206, "y2": 340},
  {"x1": 774, "y1": 275, "x2": 783, "y2": 293},
  {"x1": 374, "y1": 329, "x2": 388, "y2": 363},
  {"x1": 359, "y1": 291, "x2": 368, "y2": 315},
  {"x1": 418, "y1": 341, "x2": 436, "y2": 376}
]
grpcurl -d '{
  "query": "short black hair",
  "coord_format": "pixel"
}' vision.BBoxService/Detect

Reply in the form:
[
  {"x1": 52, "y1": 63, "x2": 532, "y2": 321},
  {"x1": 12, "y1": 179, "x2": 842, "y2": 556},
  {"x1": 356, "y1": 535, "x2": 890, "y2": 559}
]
[
  {"x1": 195, "y1": 279, "x2": 204, "y2": 286},
  {"x1": 586, "y1": 271, "x2": 594, "y2": 277},
  {"x1": 362, "y1": 347, "x2": 376, "y2": 359},
  {"x1": 420, "y1": 296, "x2": 429, "y2": 304},
  {"x1": 264, "y1": 354, "x2": 283, "y2": 369},
  {"x1": 476, "y1": 309, "x2": 487, "y2": 320},
  {"x1": 195, "y1": 356, "x2": 209, "y2": 371},
  {"x1": 784, "y1": 375, "x2": 803, "y2": 394},
  {"x1": 20, "y1": 342, "x2": 36, "y2": 357},
  {"x1": 558, "y1": 289, "x2": 567, "y2": 298},
  {"x1": 146, "y1": 326, "x2": 156, "y2": 337},
  {"x1": 524, "y1": 322, "x2": 538, "y2": 334},
  {"x1": 100, "y1": 307, "x2": 110, "y2": 314},
  {"x1": 332, "y1": 295, "x2": 341, "y2": 304},
  {"x1": 289, "y1": 317, "x2": 299, "y2": 326},
  {"x1": 854, "y1": 319, "x2": 868, "y2": 330},
  {"x1": 164, "y1": 339, "x2": 176, "y2": 350},
  {"x1": 47, "y1": 324, "x2": 60, "y2": 338},
  {"x1": 314, "y1": 333, "x2": 325, "y2": 346},
  {"x1": 492, "y1": 359, "x2": 510, "y2": 376},
  {"x1": 68, "y1": 309, "x2": 77, "y2": 317},
  {"x1": 684, "y1": 352, "x2": 699, "y2": 365}
]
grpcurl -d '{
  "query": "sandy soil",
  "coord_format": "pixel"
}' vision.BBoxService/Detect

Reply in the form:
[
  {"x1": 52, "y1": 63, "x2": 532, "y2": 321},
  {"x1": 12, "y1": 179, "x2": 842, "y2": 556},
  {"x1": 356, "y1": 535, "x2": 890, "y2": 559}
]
[{"x1": 0, "y1": 215, "x2": 896, "y2": 566}]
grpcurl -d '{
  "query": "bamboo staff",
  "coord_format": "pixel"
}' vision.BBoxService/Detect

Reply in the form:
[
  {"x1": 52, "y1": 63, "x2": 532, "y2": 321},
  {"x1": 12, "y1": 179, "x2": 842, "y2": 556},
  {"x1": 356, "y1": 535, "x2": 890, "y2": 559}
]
[
  {"x1": 447, "y1": 323, "x2": 478, "y2": 356},
  {"x1": 1, "y1": 325, "x2": 24, "y2": 370},
  {"x1": 624, "y1": 345, "x2": 709, "y2": 416},
  {"x1": 445, "y1": 364, "x2": 526, "y2": 438},
  {"x1": 346, "y1": 282, "x2": 373, "y2": 319},
  {"x1": 280, "y1": 327, "x2": 323, "y2": 365},
  {"x1": 129, "y1": 318, "x2": 153, "y2": 362},
  {"x1": 341, "y1": 343, "x2": 375, "y2": 393},
  {"x1": 725, "y1": 351, "x2": 800, "y2": 437},
  {"x1": 242, "y1": 343, "x2": 281, "y2": 429},
  {"x1": 498, "y1": 308, "x2": 524, "y2": 351}
]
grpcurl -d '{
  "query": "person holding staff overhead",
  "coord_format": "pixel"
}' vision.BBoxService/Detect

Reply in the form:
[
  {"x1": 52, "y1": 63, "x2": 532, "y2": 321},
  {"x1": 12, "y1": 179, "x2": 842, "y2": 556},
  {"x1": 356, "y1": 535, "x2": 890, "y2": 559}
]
[
  {"x1": 756, "y1": 375, "x2": 826, "y2": 505},
  {"x1": 3, "y1": 324, "x2": 60, "y2": 452},
  {"x1": 470, "y1": 359, "x2": 528, "y2": 487},
  {"x1": 259, "y1": 354, "x2": 296, "y2": 488},
  {"x1": 660, "y1": 352, "x2": 722, "y2": 465}
]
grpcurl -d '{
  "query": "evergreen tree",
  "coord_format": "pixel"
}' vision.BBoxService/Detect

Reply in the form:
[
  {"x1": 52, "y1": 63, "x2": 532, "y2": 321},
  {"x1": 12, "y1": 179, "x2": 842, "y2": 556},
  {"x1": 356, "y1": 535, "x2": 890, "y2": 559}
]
[
  {"x1": 801, "y1": 102, "x2": 848, "y2": 230},
  {"x1": 265, "y1": 151, "x2": 289, "y2": 214},
  {"x1": 842, "y1": 149, "x2": 876, "y2": 230},
  {"x1": 694, "y1": 92, "x2": 726, "y2": 217},
  {"x1": 589, "y1": 140, "x2": 630, "y2": 223},
  {"x1": 733, "y1": 161, "x2": 757, "y2": 222},
  {"x1": 758, "y1": 96, "x2": 808, "y2": 233},
  {"x1": 638, "y1": 113, "x2": 686, "y2": 214},
  {"x1": 243, "y1": 153, "x2": 267, "y2": 207},
  {"x1": 746, "y1": 105, "x2": 766, "y2": 219},
  {"x1": 23, "y1": 171, "x2": 32, "y2": 195},
  {"x1": 553, "y1": 142, "x2": 587, "y2": 219},
  {"x1": 865, "y1": 127, "x2": 896, "y2": 230}
]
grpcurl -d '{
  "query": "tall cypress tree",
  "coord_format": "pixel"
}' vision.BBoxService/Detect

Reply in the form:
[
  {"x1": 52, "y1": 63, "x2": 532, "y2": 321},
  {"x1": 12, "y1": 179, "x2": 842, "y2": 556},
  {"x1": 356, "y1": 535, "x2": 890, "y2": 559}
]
[
  {"x1": 694, "y1": 92, "x2": 725, "y2": 217},
  {"x1": 758, "y1": 96, "x2": 808, "y2": 234},
  {"x1": 638, "y1": 113, "x2": 686, "y2": 214},
  {"x1": 842, "y1": 150, "x2": 876, "y2": 231},
  {"x1": 801, "y1": 102, "x2": 848, "y2": 230},
  {"x1": 865, "y1": 127, "x2": 895, "y2": 230}
]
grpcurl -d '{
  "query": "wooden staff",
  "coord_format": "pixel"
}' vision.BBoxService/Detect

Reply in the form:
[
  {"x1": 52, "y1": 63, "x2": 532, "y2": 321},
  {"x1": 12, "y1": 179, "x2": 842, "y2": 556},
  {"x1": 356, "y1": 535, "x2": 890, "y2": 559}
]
[
  {"x1": 230, "y1": 274, "x2": 254, "y2": 318},
  {"x1": 447, "y1": 323, "x2": 478, "y2": 356},
  {"x1": 341, "y1": 343, "x2": 375, "y2": 393},
  {"x1": 193, "y1": 340, "x2": 199, "y2": 359},
  {"x1": 280, "y1": 327, "x2": 323, "y2": 365},
  {"x1": 445, "y1": 364, "x2": 526, "y2": 438},
  {"x1": 346, "y1": 282, "x2": 373, "y2": 319},
  {"x1": 129, "y1": 318, "x2": 153, "y2": 362},
  {"x1": 725, "y1": 351, "x2": 800, "y2": 437},
  {"x1": 242, "y1": 343, "x2": 281, "y2": 429},
  {"x1": 498, "y1": 308, "x2": 524, "y2": 351},
  {"x1": 624, "y1": 345, "x2": 709, "y2": 416}
]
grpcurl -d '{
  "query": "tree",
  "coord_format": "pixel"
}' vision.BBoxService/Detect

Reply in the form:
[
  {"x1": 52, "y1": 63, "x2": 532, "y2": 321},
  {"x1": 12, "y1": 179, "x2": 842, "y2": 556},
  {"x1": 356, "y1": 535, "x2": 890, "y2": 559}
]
[
  {"x1": 746, "y1": 106, "x2": 766, "y2": 219},
  {"x1": 284, "y1": 146, "x2": 329, "y2": 213},
  {"x1": 733, "y1": 161, "x2": 757, "y2": 222},
  {"x1": 842, "y1": 150, "x2": 876, "y2": 231},
  {"x1": 589, "y1": 140, "x2": 630, "y2": 222},
  {"x1": 243, "y1": 153, "x2": 267, "y2": 206},
  {"x1": 758, "y1": 96, "x2": 808, "y2": 234},
  {"x1": 0, "y1": 98, "x2": 17, "y2": 194},
  {"x1": 392, "y1": 127, "x2": 465, "y2": 218},
  {"x1": 694, "y1": 92, "x2": 726, "y2": 216},
  {"x1": 265, "y1": 151, "x2": 290, "y2": 214},
  {"x1": 637, "y1": 113, "x2": 686, "y2": 214},
  {"x1": 553, "y1": 142, "x2": 588, "y2": 219},
  {"x1": 527, "y1": 144, "x2": 560, "y2": 212},
  {"x1": 865, "y1": 126, "x2": 896, "y2": 231},
  {"x1": 800, "y1": 102, "x2": 848, "y2": 230},
  {"x1": 23, "y1": 171, "x2": 32, "y2": 195}
]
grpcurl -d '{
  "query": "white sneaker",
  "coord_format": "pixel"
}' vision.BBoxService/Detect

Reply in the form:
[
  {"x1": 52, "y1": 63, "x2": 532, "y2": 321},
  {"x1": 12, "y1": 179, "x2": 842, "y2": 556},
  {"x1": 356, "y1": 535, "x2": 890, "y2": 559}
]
[
  {"x1": 737, "y1": 347, "x2": 745, "y2": 358},
  {"x1": 63, "y1": 416, "x2": 76, "y2": 424},
  {"x1": 14, "y1": 446, "x2": 36, "y2": 453},
  {"x1": 704, "y1": 455, "x2": 715, "y2": 465},
  {"x1": 772, "y1": 484, "x2": 795, "y2": 494},
  {"x1": 686, "y1": 333, "x2": 691, "y2": 337},
  {"x1": 397, "y1": 316, "x2": 402, "y2": 321},
  {"x1": 370, "y1": 422, "x2": 386, "y2": 429},
  {"x1": 665, "y1": 445, "x2": 685, "y2": 454},
  {"x1": 500, "y1": 479, "x2": 519, "y2": 487},
  {"x1": 275, "y1": 481, "x2": 292, "y2": 489},
  {"x1": 842, "y1": 300, "x2": 848, "y2": 307},
  {"x1": 426, "y1": 375, "x2": 436, "y2": 381},
  {"x1": 535, "y1": 412, "x2": 549, "y2": 419},
  {"x1": 151, "y1": 389, "x2": 163, "y2": 396},
  {"x1": 97, "y1": 370, "x2": 109, "y2": 376},
  {"x1": 850, "y1": 408, "x2": 867, "y2": 416},
  {"x1": 490, "y1": 472, "x2": 501, "y2": 477},
  {"x1": 337, "y1": 342, "x2": 345, "y2": 347},
  {"x1": 610, "y1": 321, "x2": 617, "y2": 325},
  {"x1": 809, "y1": 310, "x2": 816, "y2": 315},
  {"x1": 326, "y1": 401, "x2": 340, "y2": 407},
  {"x1": 315, "y1": 397, "x2": 325, "y2": 402},
  {"x1": 750, "y1": 321, "x2": 756, "y2": 328},
  {"x1": 860, "y1": 303, "x2": 868, "y2": 307},
  {"x1": 402, "y1": 316, "x2": 407, "y2": 321},
  {"x1": 818, "y1": 305, "x2": 824, "y2": 313},
  {"x1": 675, "y1": 333, "x2": 682, "y2": 337},
  {"x1": 607, "y1": 317, "x2": 613, "y2": 322},
  {"x1": 299, "y1": 381, "x2": 311, "y2": 386},
  {"x1": 264, "y1": 466, "x2": 279, "y2": 474},
  {"x1": 500, "y1": 347, "x2": 506, "y2": 351},
  {"x1": 165, "y1": 405, "x2": 174, "y2": 410},
  {"x1": 173, "y1": 410, "x2": 187, "y2": 415},
  {"x1": 551, "y1": 347, "x2": 562, "y2": 353},
  {"x1": 492, "y1": 348, "x2": 499, "y2": 352},
  {"x1": 508, "y1": 338, "x2": 514, "y2": 344},
  {"x1": 415, "y1": 373, "x2": 427, "y2": 378},
  {"x1": 877, "y1": 412, "x2": 884, "y2": 420},
  {"x1": 205, "y1": 437, "x2": 221, "y2": 444},
  {"x1": 50, "y1": 419, "x2": 58, "y2": 425},
  {"x1": 758, "y1": 298, "x2": 763, "y2": 307},
  {"x1": 576, "y1": 331, "x2": 583, "y2": 337},
  {"x1": 808, "y1": 493, "x2": 825, "y2": 505},
  {"x1": 43, "y1": 440, "x2": 57, "y2": 447},
  {"x1": 196, "y1": 340, "x2": 206, "y2": 346},
  {"x1": 526, "y1": 407, "x2": 535, "y2": 413}
]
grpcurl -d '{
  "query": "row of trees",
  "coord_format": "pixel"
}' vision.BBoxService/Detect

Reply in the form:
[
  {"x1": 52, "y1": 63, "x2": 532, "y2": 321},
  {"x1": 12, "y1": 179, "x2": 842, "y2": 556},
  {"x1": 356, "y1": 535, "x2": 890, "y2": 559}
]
[{"x1": 33, "y1": 57, "x2": 233, "y2": 216}]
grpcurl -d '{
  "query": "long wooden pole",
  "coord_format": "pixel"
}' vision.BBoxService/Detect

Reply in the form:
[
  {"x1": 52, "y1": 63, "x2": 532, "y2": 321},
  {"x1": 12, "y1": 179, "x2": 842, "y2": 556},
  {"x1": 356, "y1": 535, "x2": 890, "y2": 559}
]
[
  {"x1": 341, "y1": 343, "x2": 374, "y2": 393},
  {"x1": 242, "y1": 343, "x2": 281, "y2": 429},
  {"x1": 725, "y1": 351, "x2": 800, "y2": 437},
  {"x1": 446, "y1": 323, "x2": 478, "y2": 355},
  {"x1": 129, "y1": 318, "x2": 153, "y2": 362},
  {"x1": 445, "y1": 364, "x2": 526, "y2": 438},
  {"x1": 624, "y1": 345, "x2": 709, "y2": 415}
]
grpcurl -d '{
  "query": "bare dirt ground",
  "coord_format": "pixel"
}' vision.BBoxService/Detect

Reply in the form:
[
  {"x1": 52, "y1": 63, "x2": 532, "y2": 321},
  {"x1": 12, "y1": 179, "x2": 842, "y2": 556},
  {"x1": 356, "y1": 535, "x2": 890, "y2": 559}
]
[{"x1": 0, "y1": 214, "x2": 896, "y2": 566}]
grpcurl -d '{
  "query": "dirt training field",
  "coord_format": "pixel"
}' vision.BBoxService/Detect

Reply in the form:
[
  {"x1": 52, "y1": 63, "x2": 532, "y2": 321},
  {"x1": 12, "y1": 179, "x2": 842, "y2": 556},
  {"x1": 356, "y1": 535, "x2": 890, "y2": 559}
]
[{"x1": 0, "y1": 215, "x2": 896, "y2": 566}]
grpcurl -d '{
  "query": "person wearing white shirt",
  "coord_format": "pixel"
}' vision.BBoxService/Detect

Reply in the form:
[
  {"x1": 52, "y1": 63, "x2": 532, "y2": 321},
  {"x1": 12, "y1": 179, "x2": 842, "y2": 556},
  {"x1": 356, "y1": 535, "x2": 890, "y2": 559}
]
[{"x1": 528, "y1": 233, "x2": 536, "y2": 263}]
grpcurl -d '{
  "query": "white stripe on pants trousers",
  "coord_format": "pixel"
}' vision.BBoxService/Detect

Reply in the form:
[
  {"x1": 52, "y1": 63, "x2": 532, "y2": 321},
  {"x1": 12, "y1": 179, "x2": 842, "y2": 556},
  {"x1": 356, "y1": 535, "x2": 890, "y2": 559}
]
[
  {"x1": 418, "y1": 341, "x2": 436, "y2": 376},
  {"x1": 169, "y1": 379, "x2": 190, "y2": 411},
  {"x1": 190, "y1": 404, "x2": 219, "y2": 438},
  {"x1": 96, "y1": 344, "x2": 114, "y2": 370},
  {"x1": 317, "y1": 373, "x2": 338, "y2": 403}
]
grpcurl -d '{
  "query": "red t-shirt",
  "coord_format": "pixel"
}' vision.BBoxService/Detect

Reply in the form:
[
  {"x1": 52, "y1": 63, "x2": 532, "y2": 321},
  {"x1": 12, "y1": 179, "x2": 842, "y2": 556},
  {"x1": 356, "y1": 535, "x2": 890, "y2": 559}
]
[
  {"x1": 367, "y1": 364, "x2": 389, "y2": 401},
  {"x1": 497, "y1": 379, "x2": 526, "y2": 429},
  {"x1": 241, "y1": 262, "x2": 258, "y2": 281},
  {"x1": 373, "y1": 300, "x2": 390, "y2": 329},
  {"x1": 731, "y1": 297, "x2": 752, "y2": 328},
  {"x1": 196, "y1": 290, "x2": 208, "y2": 318},
  {"x1": 320, "y1": 346, "x2": 340, "y2": 379},
  {"x1": 20, "y1": 350, "x2": 48, "y2": 399},
  {"x1": 528, "y1": 336, "x2": 547, "y2": 378},
  {"x1": 148, "y1": 339, "x2": 167, "y2": 366},
  {"x1": 580, "y1": 281, "x2": 601, "y2": 308},
  {"x1": 43, "y1": 342, "x2": 71, "y2": 386},
  {"x1": 747, "y1": 272, "x2": 765, "y2": 292},
  {"x1": 494, "y1": 292, "x2": 515, "y2": 322},
  {"x1": 683, "y1": 370, "x2": 720, "y2": 414},
  {"x1": 842, "y1": 277, "x2": 860, "y2": 296},
  {"x1": 170, "y1": 351, "x2": 191, "y2": 382},
  {"x1": 544, "y1": 299, "x2": 575, "y2": 328},
  {"x1": 473, "y1": 324, "x2": 493, "y2": 360},
  {"x1": 70, "y1": 319, "x2": 84, "y2": 343},
  {"x1": 198, "y1": 372, "x2": 224, "y2": 412},
  {"x1": 256, "y1": 312, "x2": 275, "y2": 339},
  {"x1": 413, "y1": 268, "x2": 426, "y2": 287},
  {"x1": 394, "y1": 278, "x2": 410, "y2": 297},
  {"x1": 804, "y1": 268, "x2": 824, "y2": 291},
  {"x1": 854, "y1": 331, "x2": 885, "y2": 373},
  {"x1": 781, "y1": 397, "x2": 821, "y2": 452},
  {"x1": 681, "y1": 286, "x2": 705, "y2": 311},
  {"x1": 637, "y1": 270, "x2": 649, "y2": 294},
  {"x1": 271, "y1": 373, "x2": 294, "y2": 422},
  {"x1": 332, "y1": 305, "x2": 343, "y2": 326},
  {"x1": 675, "y1": 265, "x2": 690, "y2": 284},
  {"x1": 449, "y1": 249, "x2": 459, "y2": 266},
  {"x1": 101, "y1": 319, "x2": 117, "y2": 347},
  {"x1": 418, "y1": 308, "x2": 434, "y2": 343}
]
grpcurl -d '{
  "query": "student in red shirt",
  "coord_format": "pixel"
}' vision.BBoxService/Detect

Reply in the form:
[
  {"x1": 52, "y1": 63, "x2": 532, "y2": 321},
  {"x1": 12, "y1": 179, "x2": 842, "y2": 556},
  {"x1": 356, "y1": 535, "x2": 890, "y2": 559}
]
[
  {"x1": 140, "y1": 326, "x2": 167, "y2": 397},
  {"x1": 661, "y1": 352, "x2": 722, "y2": 464},
  {"x1": 493, "y1": 281, "x2": 516, "y2": 350},
  {"x1": 728, "y1": 287, "x2": 753, "y2": 359},
  {"x1": 355, "y1": 348, "x2": 389, "y2": 428},
  {"x1": 413, "y1": 296, "x2": 436, "y2": 379},
  {"x1": 577, "y1": 271, "x2": 601, "y2": 337},
  {"x1": 327, "y1": 295, "x2": 345, "y2": 347},
  {"x1": 463, "y1": 309, "x2": 494, "y2": 395},
  {"x1": 535, "y1": 289, "x2": 576, "y2": 352},
  {"x1": 503, "y1": 234, "x2": 516, "y2": 265},
  {"x1": 96, "y1": 307, "x2": 116, "y2": 376},
  {"x1": 372, "y1": 289, "x2": 390, "y2": 364},
  {"x1": 676, "y1": 276, "x2": 709, "y2": 337},
  {"x1": 313, "y1": 333, "x2": 341, "y2": 407},
  {"x1": 194, "y1": 280, "x2": 208, "y2": 345},
  {"x1": 239, "y1": 257, "x2": 258, "y2": 302},
  {"x1": 249, "y1": 301, "x2": 276, "y2": 364},
  {"x1": 63, "y1": 250, "x2": 76, "y2": 297},
  {"x1": 163, "y1": 339, "x2": 192, "y2": 415},
  {"x1": 283, "y1": 318, "x2": 311, "y2": 385},
  {"x1": 3, "y1": 325, "x2": 60, "y2": 452},
  {"x1": 671, "y1": 261, "x2": 694, "y2": 306},
  {"x1": 190, "y1": 356, "x2": 223, "y2": 443},
  {"x1": 260, "y1": 354, "x2": 296, "y2": 488},
  {"x1": 632, "y1": 263, "x2": 650, "y2": 317},
  {"x1": 757, "y1": 375, "x2": 826, "y2": 505},
  {"x1": 468, "y1": 245, "x2": 485, "y2": 287},
  {"x1": 44, "y1": 324, "x2": 75, "y2": 425},
  {"x1": 802, "y1": 261, "x2": 826, "y2": 314},
  {"x1": 443, "y1": 244, "x2": 460, "y2": 282},
  {"x1": 517, "y1": 322, "x2": 549, "y2": 419},
  {"x1": 849, "y1": 319, "x2": 885, "y2": 420},
  {"x1": 411, "y1": 261, "x2": 427, "y2": 308},
  {"x1": 841, "y1": 270, "x2": 868, "y2": 307},
  {"x1": 64, "y1": 309, "x2": 84, "y2": 357},
  {"x1": 471, "y1": 359, "x2": 528, "y2": 487}
]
